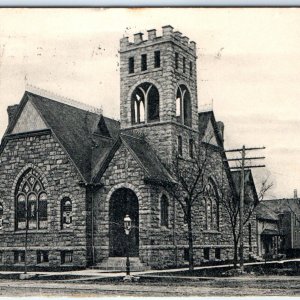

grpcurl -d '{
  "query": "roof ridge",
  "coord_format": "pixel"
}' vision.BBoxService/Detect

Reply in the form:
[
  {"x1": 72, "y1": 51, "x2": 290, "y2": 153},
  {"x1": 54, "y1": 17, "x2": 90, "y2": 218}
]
[{"x1": 25, "y1": 84, "x2": 103, "y2": 115}]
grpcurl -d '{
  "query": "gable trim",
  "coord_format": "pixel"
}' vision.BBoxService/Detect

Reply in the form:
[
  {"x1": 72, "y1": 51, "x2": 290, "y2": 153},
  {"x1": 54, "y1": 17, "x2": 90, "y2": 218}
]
[{"x1": 120, "y1": 135, "x2": 151, "y2": 178}]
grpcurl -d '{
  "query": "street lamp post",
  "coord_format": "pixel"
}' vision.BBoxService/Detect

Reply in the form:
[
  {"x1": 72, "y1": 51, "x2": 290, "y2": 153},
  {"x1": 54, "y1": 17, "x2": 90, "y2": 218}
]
[{"x1": 124, "y1": 214, "x2": 132, "y2": 280}]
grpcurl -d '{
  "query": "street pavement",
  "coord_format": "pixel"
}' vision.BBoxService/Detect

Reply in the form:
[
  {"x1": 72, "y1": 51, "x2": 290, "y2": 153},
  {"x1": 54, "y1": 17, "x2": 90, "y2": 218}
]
[{"x1": 0, "y1": 260, "x2": 299, "y2": 296}]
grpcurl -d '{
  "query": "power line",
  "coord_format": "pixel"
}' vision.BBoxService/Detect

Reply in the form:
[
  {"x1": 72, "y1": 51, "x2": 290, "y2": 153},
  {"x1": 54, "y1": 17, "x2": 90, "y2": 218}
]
[{"x1": 225, "y1": 145, "x2": 266, "y2": 271}]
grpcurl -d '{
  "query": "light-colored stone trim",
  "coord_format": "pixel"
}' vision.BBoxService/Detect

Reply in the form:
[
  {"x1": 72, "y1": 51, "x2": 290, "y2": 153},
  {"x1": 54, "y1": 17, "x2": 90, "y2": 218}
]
[{"x1": 106, "y1": 182, "x2": 142, "y2": 204}]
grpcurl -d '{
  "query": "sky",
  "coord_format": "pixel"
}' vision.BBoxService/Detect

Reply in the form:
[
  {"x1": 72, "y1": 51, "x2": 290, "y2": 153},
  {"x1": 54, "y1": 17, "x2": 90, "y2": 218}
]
[{"x1": 0, "y1": 8, "x2": 299, "y2": 199}]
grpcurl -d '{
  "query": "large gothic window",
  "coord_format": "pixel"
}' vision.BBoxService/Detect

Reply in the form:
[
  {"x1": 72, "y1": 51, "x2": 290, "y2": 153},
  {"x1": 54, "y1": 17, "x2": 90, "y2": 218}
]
[
  {"x1": 204, "y1": 182, "x2": 219, "y2": 231},
  {"x1": 15, "y1": 168, "x2": 47, "y2": 230},
  {"x1": 176, "y1": 84, "x2": 192, "y2": 127},
  {"x1": 131, "y1": 82, "x2": 160, "y2": 124}
]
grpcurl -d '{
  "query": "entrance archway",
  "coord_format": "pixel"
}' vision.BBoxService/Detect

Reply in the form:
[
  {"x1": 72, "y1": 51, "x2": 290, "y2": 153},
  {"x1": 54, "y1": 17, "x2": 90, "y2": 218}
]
[{"x1": 109, "y1": 188, "x2": 139, "y2": 257}]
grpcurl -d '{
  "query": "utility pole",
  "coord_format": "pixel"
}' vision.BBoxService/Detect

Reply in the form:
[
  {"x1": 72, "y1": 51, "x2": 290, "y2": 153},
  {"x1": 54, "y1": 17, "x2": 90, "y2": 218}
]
[{"x1": 225, "y1": 145, "x2": 266, "y2": 271}]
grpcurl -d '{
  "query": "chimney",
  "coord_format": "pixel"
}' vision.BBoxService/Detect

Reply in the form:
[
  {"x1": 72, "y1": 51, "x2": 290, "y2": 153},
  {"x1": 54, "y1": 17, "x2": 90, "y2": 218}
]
[
  {"x1": 7, "y1": 104, "x2": 19, "y2": 124},
  {"x1": 217, "y1": 121, "x2": 224, "y2": 142},
  {"x1": 147, "y1": 29, "x2": 156, "y2": 40},
  {"x1": 134, "y1": 33, "x2": 143, "y2": 44},
  {"x1": 294, "y1": 189, "x2": 298, "y2": 199}
]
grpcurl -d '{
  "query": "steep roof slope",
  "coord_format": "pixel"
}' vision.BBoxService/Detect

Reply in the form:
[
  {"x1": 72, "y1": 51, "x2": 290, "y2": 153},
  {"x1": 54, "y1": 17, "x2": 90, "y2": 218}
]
[
  {"x1": 4, "y1": 91, "x2": 120, "y2": 182},
  {"x1": 121, "y1": 134, "x2": 174, "y2": 184},
  {"x1": 255, "y1": 201, "x2": 279, "y2": 221},
  {"x1": 198, "y1": 111, "x2": 223, "y2": 147},
  {"x1": 4, "y1": 91, "x2": 173, "y2": 186},
  {"x1": 231, "y1": 170, "x2": 259, "y2": 205}
]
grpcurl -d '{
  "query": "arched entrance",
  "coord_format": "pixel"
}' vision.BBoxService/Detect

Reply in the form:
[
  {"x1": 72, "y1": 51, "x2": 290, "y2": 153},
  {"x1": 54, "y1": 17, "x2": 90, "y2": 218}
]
[{"x1": 109, "y1": 188, "x2": 139, "y2": 257}]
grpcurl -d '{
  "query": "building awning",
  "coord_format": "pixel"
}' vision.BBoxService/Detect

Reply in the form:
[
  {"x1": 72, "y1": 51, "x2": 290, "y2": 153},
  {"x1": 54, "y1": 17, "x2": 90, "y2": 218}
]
[{"x1": 261, "y1": 229, "x2": 282, "y2": 236}]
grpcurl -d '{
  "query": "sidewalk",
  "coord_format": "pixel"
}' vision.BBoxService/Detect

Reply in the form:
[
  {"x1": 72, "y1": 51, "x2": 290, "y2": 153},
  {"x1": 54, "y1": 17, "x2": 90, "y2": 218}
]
[{"x1": 1, "y1": 258, "x2": 299, "y2": 281}]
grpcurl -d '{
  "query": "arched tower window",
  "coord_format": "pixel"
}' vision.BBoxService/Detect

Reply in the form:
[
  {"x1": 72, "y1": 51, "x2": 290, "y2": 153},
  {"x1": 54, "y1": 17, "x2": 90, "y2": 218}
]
[
  {"x1": 204, "y1": 181, "x2": 219, "y2": 231},
  {"x1": 15, "y1": 168, "x2": 47, "y2": 230},
  {"x1": 176, "y1": 84, "x2": 192, "y2": 127},
  {"x1": 160, "y1": 194, "x2": 169, "y2": 227},
  {"x1": 131, "y1": 82, "x2": 159, "y2": 124},
  {"x1": 61, "y1": 197, "x2": 72, "y2": 229}
]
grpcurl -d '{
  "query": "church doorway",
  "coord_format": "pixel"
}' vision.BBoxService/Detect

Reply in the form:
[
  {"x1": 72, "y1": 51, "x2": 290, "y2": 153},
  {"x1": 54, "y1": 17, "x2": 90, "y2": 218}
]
[{"x1": 109, "y1": 188, "x2": 139, "y2": 257}]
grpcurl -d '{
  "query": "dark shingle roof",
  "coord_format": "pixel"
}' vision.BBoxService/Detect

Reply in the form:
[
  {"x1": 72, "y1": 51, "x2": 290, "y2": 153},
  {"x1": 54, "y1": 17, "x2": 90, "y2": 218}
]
[
  {"x1": 121, "y1": 133, "x2": 175, "y2": 184},
  {"x1": 256, "y1": 198, "x2": 300, "y2": 221},
  {"x1": 198, "y1": 111, "x2": 223, "y2": 147},
  {"x1": 198, "y1": 111, "x2": 212, "y2": 141},
  {"x1": 256, "y1": 201, "x2": 279, "y2": 221},
  {"x1": 5, "y1": 91, "x2": 120, "y2": 183},
  {"x1": 231, "y1": 170, "x2": 259, "y2": 205}
]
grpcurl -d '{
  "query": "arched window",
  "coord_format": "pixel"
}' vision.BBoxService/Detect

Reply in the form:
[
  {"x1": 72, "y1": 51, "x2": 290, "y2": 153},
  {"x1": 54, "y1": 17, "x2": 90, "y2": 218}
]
[
  {"x1": 0, "y1": 203, "x2": 3, "y2": 230},
  {"x1": 131, "y1": 82, "x2": 159, "y2": 124},
  {"x1": 189, "y1": 138, "x2": 194, "y2": 158},
  {"x1": 15, "y1": 168, "x2": 47, "y2": 230},
  {"x1": 178, "y1": 136, "x2": 183, "y2": 156},
  {"x1": 204, "y1": 182, "x2": 219, "y2": 231},
  {"x1": 61, "y1": 197, "x2": 72, "y2": 229},
  {"x1": 160, "y1": 195, "x2": 169, "y2": 227},
  {"x1": 176, "y1": 84, "x2": 192, "y2": 127}
]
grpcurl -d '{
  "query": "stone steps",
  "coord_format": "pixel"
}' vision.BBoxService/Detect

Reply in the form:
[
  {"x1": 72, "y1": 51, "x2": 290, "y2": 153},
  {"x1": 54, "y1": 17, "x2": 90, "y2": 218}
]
[{"x1": 93, "y1": 257, "x2": 150, "y2": 272}]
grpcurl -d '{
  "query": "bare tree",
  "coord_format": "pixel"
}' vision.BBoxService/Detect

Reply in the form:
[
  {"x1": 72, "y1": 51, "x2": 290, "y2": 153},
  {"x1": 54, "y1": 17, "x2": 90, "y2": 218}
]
[
  {"x1": 166, "y1": 133, "x2": 219, "y2": 271},
  {"x1": 220, "y1": 173, "x2": 273, "y2": 268}
]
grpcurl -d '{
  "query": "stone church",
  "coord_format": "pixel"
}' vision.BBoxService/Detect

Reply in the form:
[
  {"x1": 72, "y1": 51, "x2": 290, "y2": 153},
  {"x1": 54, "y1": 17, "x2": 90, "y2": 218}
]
[{"x1": 0, "y1": 25, "x2": 257, "y2": 270}]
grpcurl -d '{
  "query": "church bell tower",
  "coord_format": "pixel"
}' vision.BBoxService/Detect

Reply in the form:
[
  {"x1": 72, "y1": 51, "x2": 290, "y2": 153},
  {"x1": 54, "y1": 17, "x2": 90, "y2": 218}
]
[{"x1": 119, "y1": 25, "x2": 199, "y2": 162}]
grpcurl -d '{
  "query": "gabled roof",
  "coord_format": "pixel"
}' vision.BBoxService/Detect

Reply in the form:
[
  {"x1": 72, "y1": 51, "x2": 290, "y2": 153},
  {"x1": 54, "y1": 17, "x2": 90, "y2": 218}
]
[
  {"x1": 256, "y1": 198, "x2": 300, "y2": 222},
  {"x1": 231, "y1": 169, "x2": 259, "y2": 205},
  {"x1": 91, "y1": 133, "x2": 175, "y2": 185},
  {"x1": 3, "y1": 90, "x2": 174, "y2": 186},
  {"x1": 198, "y1": 111, "x2": 223, "y2": 148},
  {"x1": 256, "y1": 201, "x2": 279, "y2": 221},
  {"x1": 3, "y1": 91, "x2": 120, "y2": 183},
  {"x1": 121, "y1": 134, "x2": 175, "y2": 184}
]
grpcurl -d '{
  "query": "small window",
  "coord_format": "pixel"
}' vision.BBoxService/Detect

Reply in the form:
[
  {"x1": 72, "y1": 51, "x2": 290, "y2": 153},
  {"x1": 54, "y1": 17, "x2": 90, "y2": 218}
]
[
  {"x1": 178, "y1": 136, "x2": 183, "y2": 156},
  {"x1": 61, "y1": 198, "x2": 72, "y2": 229},
  {"x1": 129, "y1": 57, "x2": 134, "y2": 74},
  {"x1": 141, "y1": 54, "x2": 147, "y2": 71},
  {"x1": 189, "y1": 139, "x2": 194, "y2": 158},
  {"x1": 37, "y1": 250, "x2": 49, "y2": 264},
  {"x1": 204, "y1": 248, "x2": 210, "y2": 260},
  {"x1": 14, "y1": 250, "x2": 25, "y2": 264},
  {"x1": 184, "y1": 248, "x2": 189, "y2": 261},
  {"x1": 154, "y1": 51, "x2": 161, "y2": 68},
  {"x1": 183, "y1": 57, "x2": 186, "y2": 73},
  {"x1": 175, "y1": 52, "x2": 179, "y2": 69},
  {"x1": 215, "y1": 248, "x2": 221, "y2": 260},
  {"x1": 189, "y1": 61, "x2": 193, "y2": 76},
  {"x1": 248, "y1": 223, "x2": 252, "y2": 252},
  {"x1": 0, "y1": 203, "x2": 3, "y2": 230},
  {"x1": 160, "y1": 195, "x2": 169, "y2": 227},
  {"x1": 61, "y1": 251, "x2": 73, "y2": 265}
]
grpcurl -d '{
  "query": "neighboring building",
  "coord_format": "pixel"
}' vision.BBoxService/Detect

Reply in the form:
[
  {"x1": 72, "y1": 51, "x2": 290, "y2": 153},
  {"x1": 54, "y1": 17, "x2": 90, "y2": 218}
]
[
  {"x1": 0, "y1": 25, "x2": 256, "y2": 270},
  {"x1": 256, "y1": 196, "x2": 300, "y2": 259}
]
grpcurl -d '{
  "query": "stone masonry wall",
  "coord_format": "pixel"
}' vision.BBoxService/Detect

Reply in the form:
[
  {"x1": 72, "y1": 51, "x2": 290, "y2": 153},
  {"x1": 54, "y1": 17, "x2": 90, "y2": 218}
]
[
  {"x1": 0, "y1": 132, "x2": 88, "y2": 269},
  {"x1": 92, "y1": 136, "x2": 256, "y2": 268},
  {"x1": 93, "y1": 144, "x2": 152, "y2": 265}
]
